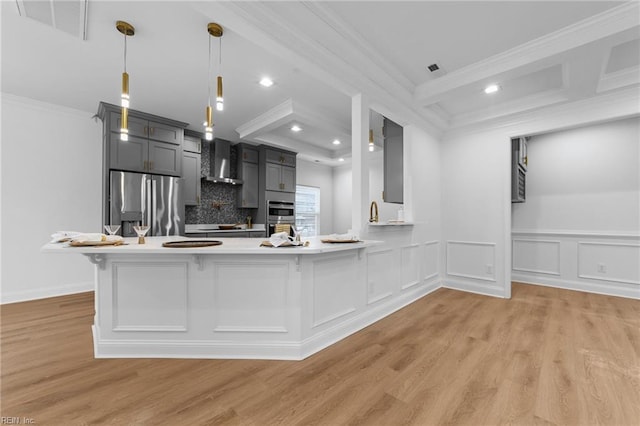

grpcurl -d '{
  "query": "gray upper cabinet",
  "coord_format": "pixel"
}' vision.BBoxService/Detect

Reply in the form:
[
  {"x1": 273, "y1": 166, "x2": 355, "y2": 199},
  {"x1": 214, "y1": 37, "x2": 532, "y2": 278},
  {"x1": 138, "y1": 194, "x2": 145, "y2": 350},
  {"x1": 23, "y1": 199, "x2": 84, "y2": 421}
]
[
  {"x1": 183, "y1": 135, "x2": 202, "y2": 154},
  {"x1": 383, "y1": 117, "x2": 403, "y2": 204},
  {"x1": 237, "y1": 144, "x2": 259, "y2": 208},
  {"x1": 99, "y1": 103, "x2": 187, "y2": 177},
  {"x1": 264, "y1": 147, "x2": 296, "y2": 193},
  {"x1": 183, "y1": 151, "x2": 201, "y2": 206}
]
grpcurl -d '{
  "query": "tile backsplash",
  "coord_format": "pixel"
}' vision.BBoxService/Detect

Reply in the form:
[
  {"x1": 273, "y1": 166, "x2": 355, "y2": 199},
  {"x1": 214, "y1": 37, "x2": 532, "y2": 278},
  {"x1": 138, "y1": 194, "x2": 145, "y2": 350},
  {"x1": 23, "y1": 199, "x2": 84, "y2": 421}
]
[{"x1": 185, "y1": 138, "x2": 256, "y2": 224}]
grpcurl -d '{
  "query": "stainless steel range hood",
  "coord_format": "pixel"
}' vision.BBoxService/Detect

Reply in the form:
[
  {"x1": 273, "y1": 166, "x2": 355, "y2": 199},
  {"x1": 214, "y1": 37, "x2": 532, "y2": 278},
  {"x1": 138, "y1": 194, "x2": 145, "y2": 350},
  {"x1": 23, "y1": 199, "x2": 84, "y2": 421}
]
[{"x1": 205, "y1": 139, "x2": 244, "y2": 185}]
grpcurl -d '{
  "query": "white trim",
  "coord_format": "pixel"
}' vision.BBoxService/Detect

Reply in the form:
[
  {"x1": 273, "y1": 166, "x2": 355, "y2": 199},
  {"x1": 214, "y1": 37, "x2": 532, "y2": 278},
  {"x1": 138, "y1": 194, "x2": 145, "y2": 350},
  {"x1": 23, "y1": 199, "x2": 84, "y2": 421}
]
[
  {"x1": 213, "y1": 326, "x2": 288, "y2": 334},
  {"x1": 597, "y1": 65, "x2": 640, "y2": 93},
  {"x1": 443, "y1": 280, "x2": 506, "y2": 299},
  {"x1": 512, "y1": 229, "x2": 640, "y2": 239},
  {"x1": 312, "y1": 307, "x2": 357, "y2": 329},
  {"x1": 414, "y1": 2, "x2": 639, "y2": 105},
  {"x1": 93, "y1": 281, "x2": 442, "y2": 360},
  {"x1": 512, "y1": 239, "x2": 561, "y2": 276},
  {"x1": 423, "y1": 240, "x2": 440, "y2": 281},
  {"x1": 0, "y1": 281, "x2": 94, "y2": 304},
  {"x1": 512, "y1": 276, "x2": 640, "y2": 300},
  {"x1": 577, "y1": 241, "x2": 640, "y2": 285},
  {"x1": 446, "y1": 241, "x2": 497, "y2": 282},
  {"x1": 1, "y1": 92, "x2": 96, "y2": 118}
]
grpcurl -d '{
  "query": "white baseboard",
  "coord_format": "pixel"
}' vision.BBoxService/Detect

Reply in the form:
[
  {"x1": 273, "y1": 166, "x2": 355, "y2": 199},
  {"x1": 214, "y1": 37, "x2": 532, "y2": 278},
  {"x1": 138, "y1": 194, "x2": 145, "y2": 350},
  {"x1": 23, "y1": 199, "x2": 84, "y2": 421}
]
[
  {"x1": 93, "y1": 281, "x2": 442, "y2": 360},
  {"x1": 1, "y1": 281, "x2": 94, "y2": 304},
  {"x1": 512, "y1": 274, "x2": 640, "y2": 300},
  {"x1": 443, "y1": 279, "x2": 507, "y2": 298}
]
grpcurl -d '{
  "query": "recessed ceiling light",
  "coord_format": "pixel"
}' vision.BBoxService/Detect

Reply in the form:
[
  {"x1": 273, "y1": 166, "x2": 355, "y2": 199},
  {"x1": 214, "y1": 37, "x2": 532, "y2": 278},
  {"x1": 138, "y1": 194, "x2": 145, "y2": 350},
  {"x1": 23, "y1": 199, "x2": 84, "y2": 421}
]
[
  {"x1": 259, "y1": 77, "x2": 274, "y2": 87},
  {"x1": 338, "y1": 158, "x2": 345, "y2": 162},
  {"x1": 484, "y1": 84, "x2": 500, "y2": 94},
  {"x1": 332, "y1": 139, "x2": 341, "y2": 145},
  {"x1": 291, "y1": 125, "x2": 302, "y2": 132}
]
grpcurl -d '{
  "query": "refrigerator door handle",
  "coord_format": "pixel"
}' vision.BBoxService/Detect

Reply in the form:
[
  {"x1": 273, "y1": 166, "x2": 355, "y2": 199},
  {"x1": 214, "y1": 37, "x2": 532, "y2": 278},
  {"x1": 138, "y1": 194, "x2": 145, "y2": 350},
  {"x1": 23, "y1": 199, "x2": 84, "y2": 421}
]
[{"x1": 145, "y1": 176, "x2": 153, "y2": 229}]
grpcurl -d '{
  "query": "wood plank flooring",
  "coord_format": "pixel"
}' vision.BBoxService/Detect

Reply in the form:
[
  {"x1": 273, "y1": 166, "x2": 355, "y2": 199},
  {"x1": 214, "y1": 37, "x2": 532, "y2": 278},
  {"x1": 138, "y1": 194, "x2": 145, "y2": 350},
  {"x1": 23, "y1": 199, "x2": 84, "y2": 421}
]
[{"x1": 1, "y1": 283, "x2": 638, "y2": 425}]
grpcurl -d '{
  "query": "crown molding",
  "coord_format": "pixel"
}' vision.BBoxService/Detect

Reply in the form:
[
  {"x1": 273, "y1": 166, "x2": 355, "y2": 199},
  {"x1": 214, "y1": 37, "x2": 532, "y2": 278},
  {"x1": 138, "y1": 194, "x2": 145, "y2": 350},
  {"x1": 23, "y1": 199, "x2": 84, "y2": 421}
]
[
  {"x1": 444, "y1": 85, "x2": 640, "y2": 140},
  {"x1": 235, "y1": 99, "x2": 294, "y2": 139},
  {"x1": 194, "y1": 1, "x2": 443, "y2": 139},
  {"x1": 451, "y1": 89, "x2": 570, "y2": 128},
  {"x1": 597, "y1": 66, "x2": 640, "y2": 93},
  {"x1": 415, "y1": 1, "x2": 640, "y2": 106}
]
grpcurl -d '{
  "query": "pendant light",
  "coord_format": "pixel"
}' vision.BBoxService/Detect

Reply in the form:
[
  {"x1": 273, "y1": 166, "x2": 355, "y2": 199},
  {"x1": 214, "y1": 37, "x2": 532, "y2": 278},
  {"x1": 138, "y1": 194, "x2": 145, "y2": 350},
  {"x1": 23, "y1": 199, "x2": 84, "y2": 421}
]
[
  {"x1": 116, "y1": 21, "x2": 134, "y2": 141},
  {"x1": 368, "y1": 110, "x2": 375, "y2": 152},
  {"x1": 204, "y1": 23, "x2": 223, "y2": 140}
]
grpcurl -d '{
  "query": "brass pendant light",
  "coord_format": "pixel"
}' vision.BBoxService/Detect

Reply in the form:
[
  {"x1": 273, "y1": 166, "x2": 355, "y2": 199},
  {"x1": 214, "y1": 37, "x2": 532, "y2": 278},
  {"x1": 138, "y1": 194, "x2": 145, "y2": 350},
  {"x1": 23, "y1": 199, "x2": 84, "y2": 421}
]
[
  {"x1": 204, "y1": 23, "x2": 223, "y2": 140},
  {"x1": 368, "y1": 110, "x2": 374, "y2": 152},
  {"x1": 116, "y1": 20, "x2": 134, "y2": 141}
]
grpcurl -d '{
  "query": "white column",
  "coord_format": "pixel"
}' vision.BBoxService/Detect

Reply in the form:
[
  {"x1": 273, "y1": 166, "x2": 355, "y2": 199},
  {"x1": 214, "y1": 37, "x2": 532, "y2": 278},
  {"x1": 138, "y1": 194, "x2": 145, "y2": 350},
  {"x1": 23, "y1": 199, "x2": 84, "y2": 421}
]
[{"x1": 351, "y1": 94, "x2": 369, "y2": 236}]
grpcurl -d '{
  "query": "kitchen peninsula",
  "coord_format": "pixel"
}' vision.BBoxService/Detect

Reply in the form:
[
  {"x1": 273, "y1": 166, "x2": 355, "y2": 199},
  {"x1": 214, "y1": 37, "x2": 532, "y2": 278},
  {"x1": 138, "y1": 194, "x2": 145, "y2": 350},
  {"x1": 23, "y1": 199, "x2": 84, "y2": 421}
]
[{"x1": 42, "y1": 236, "x2": 434, "y2": 360}]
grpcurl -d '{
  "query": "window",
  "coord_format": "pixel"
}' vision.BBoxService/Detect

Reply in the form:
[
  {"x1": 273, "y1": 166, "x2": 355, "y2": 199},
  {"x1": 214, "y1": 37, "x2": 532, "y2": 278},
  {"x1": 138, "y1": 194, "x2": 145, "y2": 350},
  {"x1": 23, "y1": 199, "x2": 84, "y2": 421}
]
[{"x1": 295, "y1": 185, "x2": 320, "y2": 237}]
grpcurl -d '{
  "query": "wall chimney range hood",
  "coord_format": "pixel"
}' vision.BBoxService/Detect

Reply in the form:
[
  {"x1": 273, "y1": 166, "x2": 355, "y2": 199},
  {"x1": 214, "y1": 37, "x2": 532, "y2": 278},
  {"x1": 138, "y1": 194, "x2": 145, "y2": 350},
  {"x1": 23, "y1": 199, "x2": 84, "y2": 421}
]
[{"x1": 205, "y1": 139, "x2": 243, "y2": 185}]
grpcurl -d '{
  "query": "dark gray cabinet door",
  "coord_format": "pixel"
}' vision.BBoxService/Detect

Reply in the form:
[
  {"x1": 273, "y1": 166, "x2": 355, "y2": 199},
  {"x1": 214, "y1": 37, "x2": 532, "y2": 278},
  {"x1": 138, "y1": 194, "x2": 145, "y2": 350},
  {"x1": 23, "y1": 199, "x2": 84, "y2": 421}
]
[
  {"x1": 383, "y1": 118, "x2": 403, "y2": 204},
  {"x1": 183, "y1": 151, "x2": 201, "y2": 205},
  {"x1": 109, "y1": 112, "x2": 147, "y2": 138},
  {"x1": 265, "y1": 148, "x2": 296, "y2": 167},
  {"x1": 238, "y1": 162, "x2": 259, "y2": 208},
  {"x1": 148, "y1": 120, "x2": 182, "y2": 145},
  {"x1": 281, "y1": 166, "x2": 296, "y2": 192},
  {"x1": 241, "y1": 147, "x2": 259, "y2": 163},
  {"x1": 149, "y1": 140, "x2": 182, "y2": 176},
  {"x1": 265, "y1": 162, "x2": 282, "y2": 191},
  {"x1": 109, "y1": 133, "x2": 147, "y2": 173},
  {"x1": 183, "y1": 135, "x2": 202, "y2": 153}
]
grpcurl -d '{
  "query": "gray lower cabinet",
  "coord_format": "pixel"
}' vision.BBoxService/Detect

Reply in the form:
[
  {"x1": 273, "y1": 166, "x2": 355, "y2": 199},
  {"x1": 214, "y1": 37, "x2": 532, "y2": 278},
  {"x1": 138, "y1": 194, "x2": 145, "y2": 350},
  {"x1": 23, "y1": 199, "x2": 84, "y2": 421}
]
[
  {"x1": 266, "y1": 163, "x2": 295, "y2": 192},
  {"x1": 183, "y1": 151, "x2": 201, "y2": 205}
]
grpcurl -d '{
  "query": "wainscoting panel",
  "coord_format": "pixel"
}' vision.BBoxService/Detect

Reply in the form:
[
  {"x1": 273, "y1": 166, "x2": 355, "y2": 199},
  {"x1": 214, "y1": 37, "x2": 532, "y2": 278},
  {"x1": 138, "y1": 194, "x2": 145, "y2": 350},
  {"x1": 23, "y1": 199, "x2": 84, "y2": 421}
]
[
  {"x1": 511, "y1": 231, "x2": 640, "y2": 299},
  {"x1": 213, "y1": 262, "x2": 289, "y2": 332},
  {"x1": 112, "y1": 262, "x2": 188, "y2": 331},
  {"x1": 366, "y1": 249, "x2": 396, "y2": 305},
  {"x1": 312, "y1": 253, "x2": 359, "y2": 328},
  {"x1": 401, "y1": 244, "x2": 421, "y2": 290},
  {"x1": 446, "y1": 241, "x2": 496, "y2": 282},
  {"x1": 423, "y1": 241, "x2": 439, "y2": 281},
  {"x1": 578, "y1": 242, "x2": 640, "y2": 285},
  {"x1": 512, "y1": 239, "x2": 561, "y2": 276}
]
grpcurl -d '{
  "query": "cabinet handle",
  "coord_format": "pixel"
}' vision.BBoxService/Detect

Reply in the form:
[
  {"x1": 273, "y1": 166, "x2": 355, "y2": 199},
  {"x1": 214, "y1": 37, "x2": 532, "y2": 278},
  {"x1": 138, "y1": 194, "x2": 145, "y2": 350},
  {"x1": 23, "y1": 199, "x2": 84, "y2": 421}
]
[
  {"x1": 149, "y1": 127, "x2": 154, "y2": 136},
  {"x1": 143, "y1": 160, "x2": 148, "y2": 171},
  {"x1": 198, "y1": 142, "x2": 201, "y2": 152},
  {"x1": 243, "y1": 152, "x2": 247, "y2": 160},
  {"x1": 196, "y1": 195, "x2": 200, "y2": 204},
  {"x1": 144, "y1": 126, "x2": 148, "y2": 136}
]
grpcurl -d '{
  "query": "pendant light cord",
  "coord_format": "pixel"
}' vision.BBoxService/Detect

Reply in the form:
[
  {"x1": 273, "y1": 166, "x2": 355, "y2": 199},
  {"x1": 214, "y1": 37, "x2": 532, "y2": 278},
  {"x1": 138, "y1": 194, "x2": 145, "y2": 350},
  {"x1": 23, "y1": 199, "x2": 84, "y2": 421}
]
[
  {"x1": 208, "y1": 34, "x2": 212, "y2": 106},
  {"x1": 123, "y1": 31, "x2": 127, "y2": 73},
  {"x1": 218, "y1": 37, "x2": 222, "y2": 74}
]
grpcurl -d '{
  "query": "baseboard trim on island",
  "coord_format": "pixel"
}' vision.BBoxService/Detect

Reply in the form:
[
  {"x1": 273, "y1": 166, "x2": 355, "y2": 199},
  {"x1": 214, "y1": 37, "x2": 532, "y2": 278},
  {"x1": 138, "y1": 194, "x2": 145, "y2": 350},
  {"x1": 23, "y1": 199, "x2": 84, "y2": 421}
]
[{"x1": 92, "y1": 280, "x2": 442, "y2": 360}]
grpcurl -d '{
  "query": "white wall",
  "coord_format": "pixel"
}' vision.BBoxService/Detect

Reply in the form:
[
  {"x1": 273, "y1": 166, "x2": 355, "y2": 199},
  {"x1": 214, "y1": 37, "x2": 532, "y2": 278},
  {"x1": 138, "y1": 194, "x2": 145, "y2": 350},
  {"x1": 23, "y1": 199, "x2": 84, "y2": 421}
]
[
  {"x1": 511, "y1": 117, "x2": 640, "y2": 299},
  {"x1": 513, "y1": 117, "x2": 639, "y2": 232},
  {"x1": 1, "y1": 95, "x2": 102, "y2": 303},
  {"x1": 332, "y1": 163, "x2": 352, "y2": 234},
  {"x1": 296, "y1": 159, "x2": 334, "y2": 235},
  {"x1": 441, "y1": 130, "x2": 511, "y2": 298}
]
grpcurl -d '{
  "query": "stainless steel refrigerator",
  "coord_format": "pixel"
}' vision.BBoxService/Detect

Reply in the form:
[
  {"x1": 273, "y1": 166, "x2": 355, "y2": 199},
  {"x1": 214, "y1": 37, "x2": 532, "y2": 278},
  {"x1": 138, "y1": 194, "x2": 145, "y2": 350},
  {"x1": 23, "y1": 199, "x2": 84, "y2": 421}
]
[{"x1": 109, "y1": 171, "x2": 185, "y2": 237}]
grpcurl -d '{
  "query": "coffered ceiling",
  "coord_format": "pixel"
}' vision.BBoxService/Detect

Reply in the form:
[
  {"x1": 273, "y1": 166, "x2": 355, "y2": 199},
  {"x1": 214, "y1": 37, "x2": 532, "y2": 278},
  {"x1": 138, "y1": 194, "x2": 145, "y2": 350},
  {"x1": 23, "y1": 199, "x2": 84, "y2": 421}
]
[{"x1": 2, "y1": 1, "x2": 638, "y2": 165}]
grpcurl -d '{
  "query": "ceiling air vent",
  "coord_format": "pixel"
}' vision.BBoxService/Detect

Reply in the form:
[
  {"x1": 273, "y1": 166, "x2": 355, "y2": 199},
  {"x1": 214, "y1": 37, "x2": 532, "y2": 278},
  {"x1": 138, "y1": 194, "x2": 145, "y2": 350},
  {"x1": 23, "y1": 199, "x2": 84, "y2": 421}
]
[
  {"x1": 427, "y1": 63, "x2": 440, "y2": 72},
  {"x1": 16, "y1": 0, "x2": 89, "y2": 40}
]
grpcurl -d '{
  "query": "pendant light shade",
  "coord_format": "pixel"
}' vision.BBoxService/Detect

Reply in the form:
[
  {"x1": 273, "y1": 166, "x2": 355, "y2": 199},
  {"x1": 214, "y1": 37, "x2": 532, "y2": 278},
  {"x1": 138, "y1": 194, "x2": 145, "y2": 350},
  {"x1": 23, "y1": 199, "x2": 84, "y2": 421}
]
[
  {"x1": 116, "y1": 20, "x2": 134, "y2": 141},
  {"x1": 205, "y1": 23, "x2": 224, "y2": 139},
  {"x1": 368, "y1": 110, "x2": 375, "y2": 152}
]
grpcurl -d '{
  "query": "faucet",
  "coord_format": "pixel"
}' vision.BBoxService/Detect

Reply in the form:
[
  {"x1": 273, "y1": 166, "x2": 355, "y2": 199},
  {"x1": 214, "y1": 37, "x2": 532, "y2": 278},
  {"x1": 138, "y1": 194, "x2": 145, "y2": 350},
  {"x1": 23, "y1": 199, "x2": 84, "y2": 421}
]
[{"x1": 369, "y1": 201, "x2": 379, "y2": 223}]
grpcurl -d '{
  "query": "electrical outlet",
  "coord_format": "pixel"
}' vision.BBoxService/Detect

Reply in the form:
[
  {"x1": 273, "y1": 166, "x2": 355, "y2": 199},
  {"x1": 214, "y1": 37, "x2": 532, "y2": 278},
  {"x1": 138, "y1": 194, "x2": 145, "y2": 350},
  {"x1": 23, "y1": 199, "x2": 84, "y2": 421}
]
[
  {"x1": 485, "y1": 264, "x2": 493, "y2": 274},
  {"x1": 597, "y1": 263, "x2": 607, "y2": 273}
]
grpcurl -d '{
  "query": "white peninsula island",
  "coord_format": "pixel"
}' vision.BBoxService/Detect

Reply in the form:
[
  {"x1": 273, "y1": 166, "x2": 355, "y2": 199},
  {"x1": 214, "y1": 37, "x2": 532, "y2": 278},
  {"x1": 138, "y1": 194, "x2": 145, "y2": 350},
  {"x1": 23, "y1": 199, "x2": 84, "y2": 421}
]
[{"x1": 43, "y1": 236, "x2": 434, "y2": 360}]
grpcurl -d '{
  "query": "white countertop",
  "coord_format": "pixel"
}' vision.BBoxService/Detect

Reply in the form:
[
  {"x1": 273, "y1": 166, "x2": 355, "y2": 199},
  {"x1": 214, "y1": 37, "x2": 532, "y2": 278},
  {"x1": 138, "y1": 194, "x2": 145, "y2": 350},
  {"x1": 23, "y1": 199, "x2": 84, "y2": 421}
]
[{"x1": 42, "y1": 236, "x2": 381, "y2": 255}]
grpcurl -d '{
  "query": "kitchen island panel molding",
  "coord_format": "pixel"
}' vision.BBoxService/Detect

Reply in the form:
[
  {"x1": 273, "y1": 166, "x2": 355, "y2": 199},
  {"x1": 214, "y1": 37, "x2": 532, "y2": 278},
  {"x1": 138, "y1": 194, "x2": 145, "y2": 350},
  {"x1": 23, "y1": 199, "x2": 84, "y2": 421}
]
[
  {"x1": 423, "y1": 241, "x2": 440, "y2": 281},
  {"x1": 310, "y1": 253, "x2": 360, "y2": 329},
  {"x1": 212, "y1": 261, "x2": 290, "y2": 333},
  {"x1": 400, "y1": 244, "x2": 421, "y2": 290},
  {"x1": 110, "y1": 261, "x2": 189, "y2": 332},
  {"x1": 43, "y1": 237, "x2": 448, "y2": 359}
]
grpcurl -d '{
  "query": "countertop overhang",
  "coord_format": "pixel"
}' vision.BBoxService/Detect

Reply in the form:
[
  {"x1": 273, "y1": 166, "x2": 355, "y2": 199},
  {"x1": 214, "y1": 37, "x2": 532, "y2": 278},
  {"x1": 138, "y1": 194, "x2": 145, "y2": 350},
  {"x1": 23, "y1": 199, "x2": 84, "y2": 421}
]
[{"x1": 42, "y1": 236, "x2": 381, "y2": 255}]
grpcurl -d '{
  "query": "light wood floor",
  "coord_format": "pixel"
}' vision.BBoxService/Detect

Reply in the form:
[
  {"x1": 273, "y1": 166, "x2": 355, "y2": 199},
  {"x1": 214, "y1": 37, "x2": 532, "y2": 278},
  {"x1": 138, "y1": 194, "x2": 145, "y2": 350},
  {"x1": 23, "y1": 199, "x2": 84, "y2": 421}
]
[{"x1": 1, "y1": 283, "x2": 638, "y2": 425}]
